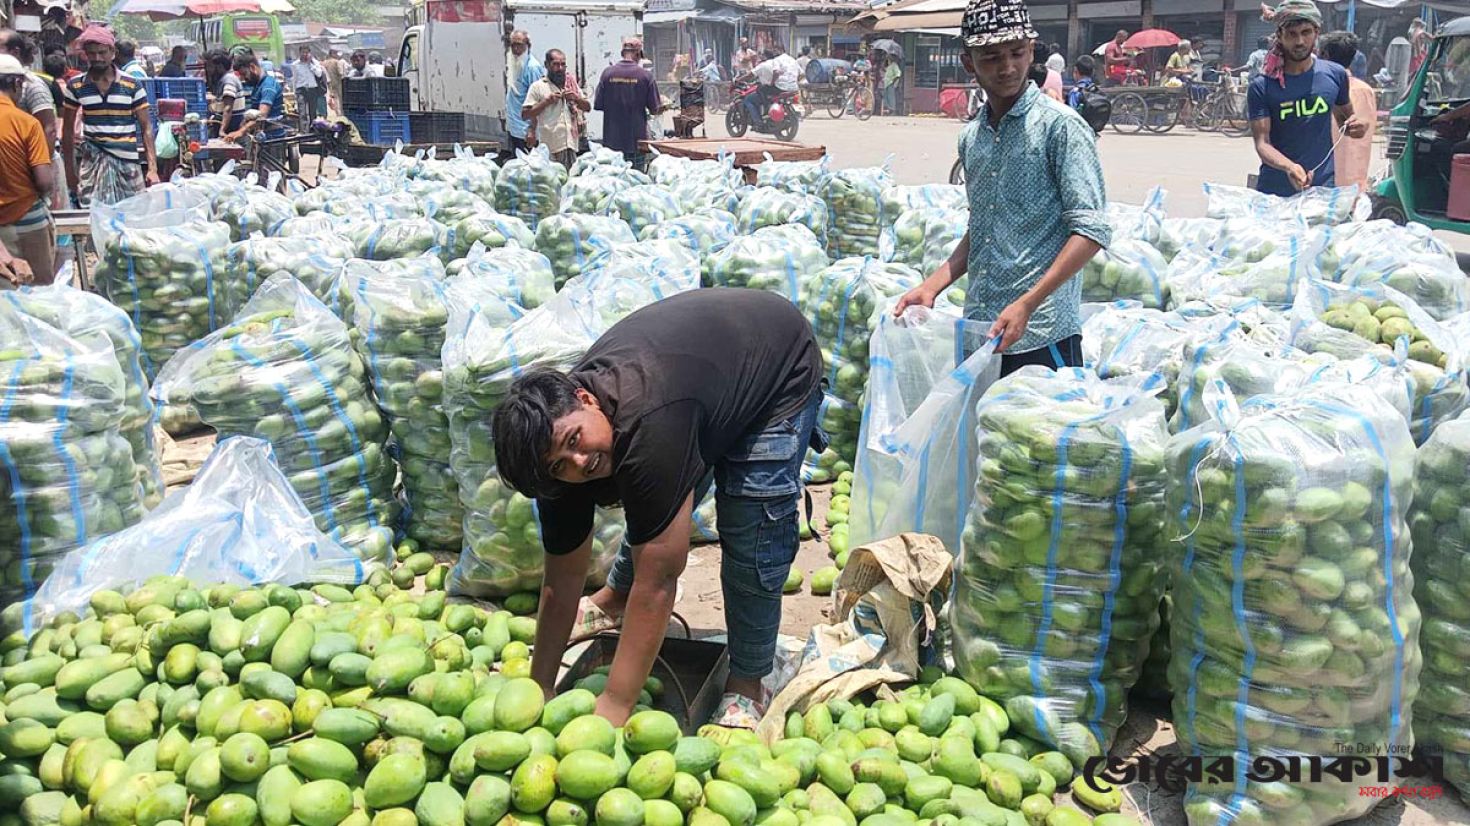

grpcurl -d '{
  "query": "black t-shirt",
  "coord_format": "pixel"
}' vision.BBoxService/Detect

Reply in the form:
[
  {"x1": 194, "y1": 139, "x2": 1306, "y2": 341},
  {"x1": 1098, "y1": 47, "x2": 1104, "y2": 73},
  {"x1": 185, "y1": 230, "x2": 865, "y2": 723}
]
[{"x1": 537, "y1": 289, "x2": 822, "y2": 553}]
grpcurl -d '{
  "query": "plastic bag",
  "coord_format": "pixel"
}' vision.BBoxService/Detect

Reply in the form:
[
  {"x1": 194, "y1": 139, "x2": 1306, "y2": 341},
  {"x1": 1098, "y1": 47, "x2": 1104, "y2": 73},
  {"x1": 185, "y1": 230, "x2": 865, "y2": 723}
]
[
  {"x1": 151, "y1": 274, "x2": 398, "y2": 561},
  {"x1": 954, "y1": 367, "x2": 1170, "y2": 766},
  {"x1": 0, "y1": 302, "x2": 143, "y2": 611},
  {"x1": 344, "y1": 255, "x2": 463, "y2": 551},
  {"x1": 422, "y1": 189, "x2": 495, "y2": 225},
  {"x1": 1409, "y1": 410, "x2": 1470, "y2": 798},
  {"x1": 606, "y1": 184, "x2": 684, "y2": 237},
  {"x1": 344, "y1": 216, "x2": 452, "y2": 262},
  {"x1": 1166, "y1": 232, "x2": 1322, "y2": 309},
  {"x1": 639, "y1": 208, "x2": 739, "y2": 279},
  {"x1": 648, "y1": 151, "x2": 743, "y2": 190},
  {"x1": 1204, "y1": 181, "x2": 1361, "y2": 226},
  {"x1": 879, "y1": 183, "x2": 967, "y2": 220},
  {"x1": 560, "y1": 173, "x2": 633, "y2": 215},
  {"x1": 1080, "y1": 237, "x2": 1169, "y2": 309},
  {"x1": 215, "y1": 188, "x2": 295, "y2": 241},
  {"x1": 1171, "y1": 334, "x2": 1330, "y2": 433},
  {"x1": 754, "y1": 154, "x2": 830, "y2": 194},
  {"x1": 849, "y1": 306, "x2": 999, "y2": 555},
  {"x1": 443, "y1": 288, "x2": 626, "y2": 597},
  {"x1": 736, "y1": 186, "x2": 830, "y2": 248},
  {"x1": 410, "y1": 153, "x2": 500, "y2": 201},
  {"x1": 818, "y1": 164, "x2": 894, "y2": 259},
  {"x1": 799, "y1": 258, "x2": 922, "y2": 481},
  {"x1": 8, "y1": 436, "x2": 372, "y2": 636},
  {"x1": 534, "y1": 213, "x2": 638, "y2": 289},
  {"x1": 331, "y1": 254, "x2": 446, "y2": 325},
  {"x1": 669, "y1": 176, "x2": 745, "y2": 215},
  {"x1": 494, "y1": 145, "x2": 570, "y2": 229},
  {"x1": 445, "y1": 241, "x2": 555, "y2": 311},
  {"x1": 449, "y1": 211, "x2": 536, "y2": 260},
  {"x1": 91, "y1": 189, "x2": 232, "y2": 378},
  {"x1": 225, "y1": 232, "x2": 355, "y2": 309},
  {"x1": 691, "y1": 488, "x2": 719, "y2": 544},
  {"x1": 569, "y1": 143, "x2": 630, "y2": 178},
  {"x1": 270, "y1": 212, "x2": 345, "y2": 239},
  {"x1": 1288, "y1": 279, "x2": 1466, "y2": 443},
  {"x1": 1083, "y1": 301, "x2": 1238, "y2": 421},
  {"x1": 1167, "y1": 381, "x2": 1419, "y2": 826},
  {"x1": 1321, "y1": 221, "x2": 1468, "y2": 321},
  {"x1": 708, "y1": 224, "x2": 829, "y2": 302},
  {"x1": 2, "y1": 281, "x2": 165, "y2": 508},
  {"x1": 1156, "y1": 216, "x2": 1223, "y2": 261},
  {"x1": 581, "y1": 238, "x2": 702, "y2": 299}
]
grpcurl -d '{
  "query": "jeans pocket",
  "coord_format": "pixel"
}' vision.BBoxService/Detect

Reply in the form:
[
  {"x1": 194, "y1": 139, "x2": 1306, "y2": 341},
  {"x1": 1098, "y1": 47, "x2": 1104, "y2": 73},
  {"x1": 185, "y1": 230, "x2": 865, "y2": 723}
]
[
  {"x1": 753, "y1": 495, "x2": 800, "y2": 592},
  {"x1": 719, "y1": 421, "x2": 803, "y2": 498}
]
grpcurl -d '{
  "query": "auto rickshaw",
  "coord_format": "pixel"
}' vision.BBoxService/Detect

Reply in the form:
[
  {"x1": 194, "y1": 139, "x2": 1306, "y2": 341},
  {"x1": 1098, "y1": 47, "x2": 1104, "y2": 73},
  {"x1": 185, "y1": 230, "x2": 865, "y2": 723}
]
[{"x1": 1372, "y1": 15, "x2": 1470, "y2": 232}]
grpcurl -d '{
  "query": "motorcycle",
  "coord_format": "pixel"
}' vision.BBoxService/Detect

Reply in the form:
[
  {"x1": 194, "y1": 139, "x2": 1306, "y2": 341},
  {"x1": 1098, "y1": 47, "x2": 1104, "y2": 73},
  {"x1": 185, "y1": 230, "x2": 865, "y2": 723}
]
[{"x1": 725, "y1": 78, "x2": 801, "y2": 142}]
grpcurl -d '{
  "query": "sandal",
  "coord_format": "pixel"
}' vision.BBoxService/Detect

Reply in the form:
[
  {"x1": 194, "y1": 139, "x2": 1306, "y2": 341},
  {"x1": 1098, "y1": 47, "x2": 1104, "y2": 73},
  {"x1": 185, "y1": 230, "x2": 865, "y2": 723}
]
[{"x1": 709, "y1": 692, "x2": 765, "y2": 729}]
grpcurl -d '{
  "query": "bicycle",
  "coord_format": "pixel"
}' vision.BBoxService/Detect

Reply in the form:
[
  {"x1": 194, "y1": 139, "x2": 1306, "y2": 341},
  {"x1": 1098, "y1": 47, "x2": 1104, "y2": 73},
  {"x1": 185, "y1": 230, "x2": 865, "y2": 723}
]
[
  {"x1": 1191, "y1": 70, "x2": 1250, "y2": 137},
  {"x1": 834, "y1": 72, "x2": 875, "y2": 120},
  {"x1": 232, "y1": 114, "x2": 347, "y2": 191}
]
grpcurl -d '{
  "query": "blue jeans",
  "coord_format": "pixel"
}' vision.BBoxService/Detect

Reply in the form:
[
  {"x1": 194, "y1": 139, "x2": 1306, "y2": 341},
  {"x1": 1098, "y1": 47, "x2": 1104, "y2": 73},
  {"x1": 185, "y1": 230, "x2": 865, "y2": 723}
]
[{"x1": 606, "y1": 388, "x2": 825, "y2": 679}]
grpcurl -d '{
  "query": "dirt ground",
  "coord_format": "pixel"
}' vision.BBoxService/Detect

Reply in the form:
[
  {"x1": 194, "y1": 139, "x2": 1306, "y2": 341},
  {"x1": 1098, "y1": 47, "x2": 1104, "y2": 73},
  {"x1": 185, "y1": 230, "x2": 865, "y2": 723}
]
[{"x1": 160, "y1": 432, "x2": 1469, "y2": 825}]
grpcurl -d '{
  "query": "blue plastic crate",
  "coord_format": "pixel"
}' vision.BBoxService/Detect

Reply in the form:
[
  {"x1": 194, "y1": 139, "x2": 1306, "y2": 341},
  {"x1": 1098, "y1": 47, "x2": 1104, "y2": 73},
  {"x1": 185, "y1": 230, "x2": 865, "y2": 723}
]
[
  {"x1": 141, "y1": 78, "x2": 208, "y2": 113},
  {"x1": 348, "y1": 110, "x2": 411, "y2": 146}
]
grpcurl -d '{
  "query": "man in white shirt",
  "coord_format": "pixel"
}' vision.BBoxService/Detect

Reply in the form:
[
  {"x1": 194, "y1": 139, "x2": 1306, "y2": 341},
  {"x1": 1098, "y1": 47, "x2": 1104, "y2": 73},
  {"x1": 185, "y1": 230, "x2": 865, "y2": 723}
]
[
  {"x1": 523, "y1": 48, "x2": 590, "y2": 169},
  {"x1": 746, "y1": 46, "x2": 799, "y2": 125},
  {"x1": 1044, "y1": 42, "x2": 1066, "y2": 75},
  {"x1": 290, "y1": 46, "x2": 326, "y2": 123}
]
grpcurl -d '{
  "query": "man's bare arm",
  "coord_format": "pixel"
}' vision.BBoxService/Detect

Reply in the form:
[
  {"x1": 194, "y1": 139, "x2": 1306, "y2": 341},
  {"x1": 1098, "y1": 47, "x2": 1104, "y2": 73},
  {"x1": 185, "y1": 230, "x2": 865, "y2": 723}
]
[
  {"x1": 529, "y1": 534, "x2": 593, "y2": 698},
  {"x1": 1252, "y1": 117, "x2": 1312, "y2": 190},
  {"x1": 61, "y1": 103, "x2": 78, "y2": 190},
  {"x1": 893, "y1": 231, "x2": 970, "y2": 315}
]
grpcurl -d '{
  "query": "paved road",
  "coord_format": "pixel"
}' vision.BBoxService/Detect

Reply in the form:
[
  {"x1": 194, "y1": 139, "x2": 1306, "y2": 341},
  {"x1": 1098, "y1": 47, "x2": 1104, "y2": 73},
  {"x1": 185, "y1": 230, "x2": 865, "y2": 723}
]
[{"x1": 704, "y1": 112, "x2": 1470, "y2": 253}]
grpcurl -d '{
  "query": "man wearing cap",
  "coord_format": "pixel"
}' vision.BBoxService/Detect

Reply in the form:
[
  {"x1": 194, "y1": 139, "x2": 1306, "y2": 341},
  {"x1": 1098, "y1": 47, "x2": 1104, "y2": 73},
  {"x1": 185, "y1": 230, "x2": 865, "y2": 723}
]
[
  {"x1": 1247, "y1": 1, "x2": 1365, "y2": 196},
  {"x1": 894, "y1": 0, "x2": 1109, "y2": 378},
  {"x1": 60, "y1": 25, "x2": 157, "y2": 208},
  {"x1": 506, "y1": 30, "x2": 545, "y2": 156},
  {"x1": 595, "y1": 38, "x2": 660, "y2": 168},
  {"x1": 0, "y1": 54, "x2": 56, "y2": 285}
]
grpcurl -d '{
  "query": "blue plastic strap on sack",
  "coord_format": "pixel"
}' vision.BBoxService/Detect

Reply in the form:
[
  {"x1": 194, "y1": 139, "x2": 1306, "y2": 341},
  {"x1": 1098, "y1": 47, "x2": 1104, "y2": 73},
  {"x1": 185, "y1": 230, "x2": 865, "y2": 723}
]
[
  {"x1": 1085, "y1": 429, "x2": 1133, "y2": 744},
  {"x1": 1027, "y1": 419, "x2": 1077, "y2": 744},
  {"x1": 1224, "y1": 440, "x2": 1255, "y2": 820},
  {"x1": 285, "y1": 333, "x2": 380, "y2": 532},
  {"x1": 1177, "y1": 435, "x2": 1212, "y2": 754},
  {"x1": 783, "y1": 247, "x2": 798, "y2": 302}
]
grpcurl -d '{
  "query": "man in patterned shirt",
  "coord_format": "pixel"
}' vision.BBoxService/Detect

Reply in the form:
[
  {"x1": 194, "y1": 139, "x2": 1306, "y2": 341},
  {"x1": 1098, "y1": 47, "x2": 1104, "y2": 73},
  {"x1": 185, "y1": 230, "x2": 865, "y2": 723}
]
[
  {"x1": 60, "y1": 25, "x2": 157, "y2": 207},
  {"x1": 895, "y1": 0, "x2": 1109, "y2": 376}
]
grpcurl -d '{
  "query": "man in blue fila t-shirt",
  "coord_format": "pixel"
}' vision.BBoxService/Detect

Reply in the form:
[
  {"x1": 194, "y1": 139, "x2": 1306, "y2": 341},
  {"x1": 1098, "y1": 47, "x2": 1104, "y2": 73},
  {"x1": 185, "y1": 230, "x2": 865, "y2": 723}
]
[{"x1": 1247, "y1": 0, "x2": 1367, "y2": 197}]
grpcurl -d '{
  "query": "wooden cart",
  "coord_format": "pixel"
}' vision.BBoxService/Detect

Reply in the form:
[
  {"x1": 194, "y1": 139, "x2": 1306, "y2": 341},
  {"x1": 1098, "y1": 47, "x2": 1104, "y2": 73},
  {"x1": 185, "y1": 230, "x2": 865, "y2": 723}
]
[
  {"x1": 1105, "y1": 85, "x2": 1192, "y2": 134},
  {"x1": 639, "y1": 137, "x2": 827, "y2": 184}
]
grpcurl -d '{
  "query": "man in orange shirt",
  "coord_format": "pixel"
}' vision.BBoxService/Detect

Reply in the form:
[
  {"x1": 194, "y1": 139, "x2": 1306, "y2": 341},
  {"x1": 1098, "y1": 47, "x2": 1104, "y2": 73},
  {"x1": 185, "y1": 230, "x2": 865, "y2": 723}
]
[
  {"x1": 0, "y1": 54, "x2": 55, "y2": 285},
  {"x1": 1320, "y1": 30, "x2": 1377, "y2": 193}
]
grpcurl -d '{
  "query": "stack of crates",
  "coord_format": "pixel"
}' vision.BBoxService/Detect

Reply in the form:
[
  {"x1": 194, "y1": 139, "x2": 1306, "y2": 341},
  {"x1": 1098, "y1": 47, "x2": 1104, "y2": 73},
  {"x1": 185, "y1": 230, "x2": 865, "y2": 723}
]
[
  {"x1": 141, "y1": 77, "x2": 209, "y2": 144},
  {"x1": 344, "y1": 77, "x2": 412, "y2": 145}
]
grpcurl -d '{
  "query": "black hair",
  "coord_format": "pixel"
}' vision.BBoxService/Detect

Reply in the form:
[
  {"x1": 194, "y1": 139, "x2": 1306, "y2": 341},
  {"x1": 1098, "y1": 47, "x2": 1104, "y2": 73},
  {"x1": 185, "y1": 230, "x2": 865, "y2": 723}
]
[
  {"x1": 1258, "y1": 37, "x2": 1271, "y2": 50},
  {"x1": 171, "y1": 45, "x2": 186, "y2": 58},
  {"x1": 1026, "y1": 62, "x2": 1049, "y2": 86},
  {"x1": 231, "y1": 50, "x2": 259, "y2": 72},
  {"x1": 1048, "y1": 42, "x2": 1062, "y2": 55},
  {"x1": 0, "y1": 73, "x2": 23, "y2": 94},
  {"x1": 800, "y1": 46, "x2": 811, "y2": 56},
  {"x1": 116, "y1": 40, "x2": 137, "y2": 62},
  {"x1": 545, "y1": 48, "x2": 565, "y2": 64},
  {"x1": 1073, "y1": 54, "x2": 1095, "y2": 77},
  {"x1": 368, "y1": 53, "x2": 383, "y2": 64},
  {"x1": 492, "y1": 369, "x2": 584, "y2": 498},
  {"x1": 1, "y1": 30, "x2": 35, "y2": 64},
  {"x1": 1319, "y1": 30, "x2": 1359, "y2": 69},
  {"x1": 42, "y1": 52, "x2": 66, "y2": 78}
]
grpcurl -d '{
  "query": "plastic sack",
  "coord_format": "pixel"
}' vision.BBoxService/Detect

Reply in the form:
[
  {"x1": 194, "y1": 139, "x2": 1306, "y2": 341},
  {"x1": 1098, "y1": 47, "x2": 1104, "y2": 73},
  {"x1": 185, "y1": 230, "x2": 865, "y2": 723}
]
[
  {"x1": 443, "y1": 288, "x2": 626, "y2": 597},
  {"x1": 708, "y1": 224, "x2": 829, "y2": 302},
  {"x1": 1156, "y1": 216, "x2": 1223, "y2": 261},
  {"x1": 495, "y1": 145, "x2": 571, "y2": 228},
  {"x1": 1083, "y1": 302, "x2": 1238, "y2": 421},
  {"x1": 534, "y1": 213, "x2": 638, "y2": 289},
  {"x1": 878, "y1": 183, "x2": 967, "y2": 220},
  {"x1": 606, "y1": 184, "x2": 684, "y2": 237},
  {"x1": 799, "y1": 258, "x2": 922, "y2": 481},
  {"x1": 669, "y1": 176, "x2": 745, "y2": 215},
  {"x1": 317, "y1": 191, "x2": 425, "y2": 221},
  {"x1": 445, "y1": 241, "x2": 555, "y2": 311},
  {"x1": 2, "y1": 281, "x2": 164, "y2": 508},
  {"x1": 410, "y1": 153, "x2": 500, "y2": 201},
  {"x1": 1106, "y1": 187, "x2": 1167, "y2": 244},
  {"x1": 344, "y1": 255, "x2": 463, "y2": 551},
  {"x1": 1321, "y1": 221, "x2": 1468, "y2": 321},
  {"x1": 7, "y1": 436, "x2": 372, "y2": 636},
  {"x1": 883, "y1": 206, "x2": 952, "y2": 268},
  {"x1": 151, "y1": 274, "x2": 398, "y2": 561},
  {"x1": 0, "y1": 302, "x2": 144, "y2": 611},
  {"x1": 569, "y1": 143, "x2": 630, "y2": 178},
  {"x1": 1167, "y1": 381, "x2": 1419, "y2": 826},
  {"x1": 1408, "y1": 410, "x2": 1470, "y2": 798},
  {"x1": 818, "y1": 164, "x2": 894, "y2": 259},
  {"x1": 648, "y1": 151, "x2": 742, "y2": 189},
  {"x1": 736, "y1": 186, "x2": 830, "y2": 248},
  {"x1": 1288, "y1": 279, "x2": 1466, "y2": 443},
  {"x1": 1080, "y1": 237, "x2": 1169, "y2": 309},
  {"x1": 225, "y1": 232, "x2": 355, "y2": 309},
  {"x1": 691, "y1": 488, "x2": 719, "y2": 544},
  {"x1": 1166, "y1": 233, "x2": 1322, "y2": 309},
  {"x1": 1204, "y1": 181, "x2": 1361, "y2": 226},
  {"x1": 582, "y1": 238, "x2": 702, "y2": 299},
  {"x1": 849, "y1": 306, "x2": 999, "y2": 555},
  {"x1": 1171, "y1": 334, "x2": 1331, "y2": 433},
  {"x1": 270, "y1": 212, "x2": 345, "y2": 239},
  {"x1": 560, "y1": 173, "x2": 633, "y2": 215},
  {"x1": 754, "y1": 154, "x2": 830, "y2": 194},
  {"x1": 422, "y1": 189, "x2": 495, "y2": 225},
  {"x1": 953, "y1": 367, "x2": 1170, "y2": 766},
  {"x1": 215, "y1": 188, "x2": 295, "y2": 241},
  {"x1": 344, "y1": 216, "x2": 452, "y2": 262},
  {"x1": 448, "y1": 211, "x2": 536, "y2": 260},
  {"x1": 639, "y1": 208, "x2": 739, "y2": 279},
  {"x1": 91, "y1": 190, "x2": 233, "y2": 378}
]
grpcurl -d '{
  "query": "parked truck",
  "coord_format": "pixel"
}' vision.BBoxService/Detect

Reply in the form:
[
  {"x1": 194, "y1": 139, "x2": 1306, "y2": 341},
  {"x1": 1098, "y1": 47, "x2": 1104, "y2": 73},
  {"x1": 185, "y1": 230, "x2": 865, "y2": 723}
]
[{"x1": 397, "y1": 0, "x2": 643, "y2": 149}]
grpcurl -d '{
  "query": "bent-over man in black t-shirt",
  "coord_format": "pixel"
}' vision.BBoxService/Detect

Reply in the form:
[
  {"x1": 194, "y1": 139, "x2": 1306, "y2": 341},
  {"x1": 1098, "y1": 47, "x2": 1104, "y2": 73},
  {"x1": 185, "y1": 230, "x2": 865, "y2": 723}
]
[{"x1": 494, "y1": 289, "x2": 825, "y2": 727}]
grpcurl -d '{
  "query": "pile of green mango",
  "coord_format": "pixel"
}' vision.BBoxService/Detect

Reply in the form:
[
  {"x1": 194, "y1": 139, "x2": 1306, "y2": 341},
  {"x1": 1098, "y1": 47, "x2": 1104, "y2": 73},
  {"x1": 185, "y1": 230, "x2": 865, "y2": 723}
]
[
  {"x1": 494, "y1": 151, "x2": 570, "y2": 231},
  {"x1": 639, "y1": 211, "x2": 739, "y2": 284},
  {"x1": 824, "y1": 473, "x2": 853, "y2": 566},
  {"x1": 954, "y1": 368, "x2": 1170, "y2": 767},
  {"x1": 607, "y1": 186, "x2": 684, "y2": 239},
  {"x1": 1079, "y1": 240, "x2": 1168, "y2": 310},
  {"x1": 816, "y1": 167, "x2": 893, "y2": 260},
  {"x1": 345, "y1": 219, "x2": 453, "y2": 265},
  {"x1": 708, "y1": 225, "x2": 829, "y2": 308},
  {"x1": 215, "y1": 189, "x2": 296, "y2": 243},
  {"x1": 449, "y1": 216, "x2": 537, "y2": 263},
  {"x1": 1318, "y1": 298, "x2": 1447, "y2": 368},
  {"x1": 533, "y1": 215, "x2": 637, "y2": 291},
  {"x1": 1166, "y1": 382, "x2": 1420, "y2": 825},
  {"x1": 766, "y1": 678, "x2": 1140, "y2": 826},
  {"x1": 150, "y1": 275, "x2": 399, "y2": 563},
  {"x1": 0, "y1": 303, "x2": 145, "y2": 610},
  {"x1": 223, "y1": 234, "x2": 356, "y2": 311},
  {"x1": 734, "y1": 189, "x2": 829, "y2": 250},
  {"x1": 1408, "y1": 410, "x2": 1470, "y2": 798},
  {"x1": 798, "y1": 259, "x2": 920, "y2": 482}
]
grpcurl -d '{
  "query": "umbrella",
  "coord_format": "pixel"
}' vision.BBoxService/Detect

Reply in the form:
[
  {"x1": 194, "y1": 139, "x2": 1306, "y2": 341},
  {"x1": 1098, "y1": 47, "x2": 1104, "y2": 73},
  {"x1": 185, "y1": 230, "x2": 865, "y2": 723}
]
[
  {"x1": 1123, "y1": 29, "x2": 1181, "y2": 50},
  {"x1": 110, "y1": 0, "x2": 294, "y2": 22},
  {"x1": 870, "y1": 39, "x2": 904, "y2": 60}
]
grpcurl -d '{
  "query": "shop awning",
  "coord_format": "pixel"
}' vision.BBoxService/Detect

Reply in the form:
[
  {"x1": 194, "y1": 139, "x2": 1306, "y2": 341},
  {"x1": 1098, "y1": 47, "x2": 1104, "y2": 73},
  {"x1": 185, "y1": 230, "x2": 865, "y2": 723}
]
[
  {"x1": 849, "y1": 0, "x2": 966, "y2": 33},
  {"x1": 696, "y1": 6, "x2": 743, "y2": 23},
  {"x1": 645, "y1": 9, "x2": 698, "y2": 23}
]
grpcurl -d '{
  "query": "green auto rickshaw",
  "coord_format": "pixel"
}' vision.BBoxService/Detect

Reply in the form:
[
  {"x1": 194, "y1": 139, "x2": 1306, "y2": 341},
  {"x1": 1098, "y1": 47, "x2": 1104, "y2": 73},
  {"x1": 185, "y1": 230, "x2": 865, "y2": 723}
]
[{"x1": 1372, "y1": 15, "x2": 1470, "y2": 233}]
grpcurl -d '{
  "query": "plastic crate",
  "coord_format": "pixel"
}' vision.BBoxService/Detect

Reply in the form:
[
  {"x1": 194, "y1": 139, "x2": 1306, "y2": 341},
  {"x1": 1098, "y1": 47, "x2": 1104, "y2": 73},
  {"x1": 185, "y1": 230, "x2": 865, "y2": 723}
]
[
  {"x1": 342, "y1": 77, "x2": 410, "y2": 111},
  {"x1": 349, "y1": 110, "x2": 411, "y2": 145},
  {"x1": 408, "y1": 111, "x2": 465, "y2": 144},
  {"x1": 141, "y1": 78, "x2": 207, "y2": 113}
]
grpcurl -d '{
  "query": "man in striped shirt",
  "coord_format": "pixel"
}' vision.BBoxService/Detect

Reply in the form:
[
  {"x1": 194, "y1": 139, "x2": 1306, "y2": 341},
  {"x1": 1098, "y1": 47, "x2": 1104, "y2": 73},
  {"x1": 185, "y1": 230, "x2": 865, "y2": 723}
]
[{"x1": 59, "y1": 25, "x2": 157, "y2": 207}]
